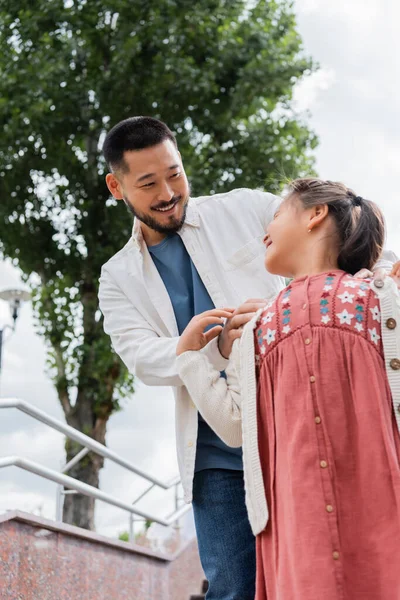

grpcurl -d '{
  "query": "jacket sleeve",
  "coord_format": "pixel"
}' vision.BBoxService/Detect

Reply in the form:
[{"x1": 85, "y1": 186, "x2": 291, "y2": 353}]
[
  {"x1": 176, "y1": 340, "x2": 242, "y2": 448},
  {"x1": 98, "y1": 267, "x2": 228, "y2": 388},
  {"x1": 249, "y1": 189, "x2": 281, "y2": 230},
  {"x1": 374, "y1": 249, "x2": 398, "y2": 272}
]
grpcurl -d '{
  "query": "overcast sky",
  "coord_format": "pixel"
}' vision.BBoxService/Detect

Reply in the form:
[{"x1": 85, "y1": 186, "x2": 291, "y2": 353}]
[{"x1": 0, "y1": 0, "x2": 399, "y2": 542}]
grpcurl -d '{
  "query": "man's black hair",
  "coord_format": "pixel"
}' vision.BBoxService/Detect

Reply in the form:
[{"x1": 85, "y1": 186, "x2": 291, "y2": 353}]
[{"x1": 103, "y1": 116, "x2": 177, "y2": 173}]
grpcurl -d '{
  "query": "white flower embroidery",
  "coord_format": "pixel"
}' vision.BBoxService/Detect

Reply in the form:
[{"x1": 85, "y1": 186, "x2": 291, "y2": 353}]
[
  {"x1": 337, "y1": 309, "x2": 354, "y2": 325},
  {"x1": 323, "y1": 285, "x2": 333, "y2": 292},
  {"x1": 343, "y1": 279, "x2": 359, "y2": 289},
  {"x1": 281, "y1": 296, "x2": 290, "y2": 305},
  {"x1": 354, "y1": 322, "x2": 364, "y2": 332},
  {"x1": 260, "y1": 344, "x2": 267, "y2": 355},
  {"x1": 337, "y1": 291, "x2": 355, "y2": 304},
  {"x1": 368, "y1": 328, "x2": 381, "y2": 345},
  {"x1": 282, "y1": 325, "x2": 291, "y2": 335},
  {"x1": 370, "y1": 306, "x2": 381, "y2": 322},
  {"x1": 262, "y1": 311, "x2": 275, "y2": 324},
  {"x1": 263, "y1": 329, "x2": 276, "y2": 345},
  {"x1": 321, "y1": 315, "x2": 331, "y2": 324},
  {"x1": 357, "y1": 290, "x2": 367, "y2": 297}
]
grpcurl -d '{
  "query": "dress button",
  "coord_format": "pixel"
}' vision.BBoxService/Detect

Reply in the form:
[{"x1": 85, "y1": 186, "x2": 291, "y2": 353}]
[
  {"x1": 304, "y1": 338, "x2": 311, "y2": 345},
  {"x1": 302, "y1": 303, "x2": 307, "y2": 310},
  {"x1": 320, "y1": 460, "x2": 328, "y2": 468},
  {"x1": 315, "y1": 416, "x2": 321, "y2": 424},
  {"x1": 310, "y1": 375, "x2": 316, "y2": 383},
  {"x1": 386, "y1": 318, "x2": 397, "y2": 330},
  {"x1": 187, "y1": 441, "x2": 194, "y2": 447},
  {"x1": 390, "y1": 358, "x2": 400, "y2": 371},
  {"x1": 332, "y1": 551, "x2": 340, "y2": 560},
  {"x1": 326, "y1": 504, "x2": 334, "y2": 513},
  {"x1": 374, "y1": 279, "x2": 384, "y2": 289}
]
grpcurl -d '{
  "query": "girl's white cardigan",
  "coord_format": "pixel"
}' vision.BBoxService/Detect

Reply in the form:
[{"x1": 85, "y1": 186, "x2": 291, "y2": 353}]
[{"x1": 176, "y1": 277, "x2": 400, "y2": 536}]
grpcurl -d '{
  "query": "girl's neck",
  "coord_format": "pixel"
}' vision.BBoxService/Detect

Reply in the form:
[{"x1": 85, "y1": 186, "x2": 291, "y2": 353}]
[{"x1": 290, "y1": 252, "x2": 339, "y2": 281}]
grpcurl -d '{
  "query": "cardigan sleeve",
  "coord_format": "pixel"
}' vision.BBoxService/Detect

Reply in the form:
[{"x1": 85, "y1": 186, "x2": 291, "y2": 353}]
[
  {"x1": 176, "y1": 340, "x2": 243, "y2": 448},
  {"x1": 371, "y1": 277, "x2": 400, "y2": 434}
]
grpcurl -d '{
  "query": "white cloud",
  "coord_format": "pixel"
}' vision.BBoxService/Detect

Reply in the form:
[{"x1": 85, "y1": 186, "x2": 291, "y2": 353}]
[{"x1": 293, "y1": 67, "x2": 336, "y2": 112}]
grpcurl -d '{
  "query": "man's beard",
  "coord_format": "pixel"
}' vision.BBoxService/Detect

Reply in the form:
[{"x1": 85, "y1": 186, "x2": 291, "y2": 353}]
[{"x1": 123, "y1": 194, "x2": 188, "y2": 235}]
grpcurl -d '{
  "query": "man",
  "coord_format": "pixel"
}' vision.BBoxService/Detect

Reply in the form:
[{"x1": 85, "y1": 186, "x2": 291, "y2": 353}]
[
  {"x1": 98, "y1": 116, "x2": 394, "y2": 598},
  {"x1": 99, "y1": 116, "x2": 284, "y2": 599}
]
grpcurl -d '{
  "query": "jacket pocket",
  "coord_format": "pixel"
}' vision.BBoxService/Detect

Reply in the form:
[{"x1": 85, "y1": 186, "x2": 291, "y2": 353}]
[{"x1": 224, "y1": 236, "x2": 264, "y2": 271}]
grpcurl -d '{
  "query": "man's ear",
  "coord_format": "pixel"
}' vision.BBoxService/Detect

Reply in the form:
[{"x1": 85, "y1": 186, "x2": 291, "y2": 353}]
[{"x1": 106, "y1": 173, "x2": 124, "y2": 200}]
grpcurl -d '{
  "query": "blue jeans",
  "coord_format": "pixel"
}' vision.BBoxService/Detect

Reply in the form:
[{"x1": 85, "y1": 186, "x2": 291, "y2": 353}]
[{"x1": 192, "y1": 469, "x2": 256, "y2": 600}]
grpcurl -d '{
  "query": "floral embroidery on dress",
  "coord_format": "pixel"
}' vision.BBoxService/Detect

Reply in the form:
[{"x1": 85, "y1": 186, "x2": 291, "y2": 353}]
[
  {"x1": 320, "y1": 273, "x2": 335, "y2": 324},
  {"x1": 337, "y1": 309, "x2": 354, "y2": 325},
  {"x1": 354, "y1": 295, "x2": 365, "y2": 331},
  {"x1": 343, "y1": 278, "x2": 359, "y2": 288},
  {"x1": 281, "y1": 286, "x2": 292, "y2": 334},
  {"x1": 337, "y1": 291, "x2": 355, "y2": 304},
  {"x1": 256, "y1": 326, "x2": 264, "y2": 349},
  {"x1": 262, "y1": 311, "x2": 275, "y2": 324},
  {"x1": 368, "y1": 327, "x2": 381, "y2": 345},
  {"x1": 264, "y1": 329, "x2": 276, "y2": 346},
  {"x1": 370, "y1": 306, "x2": 381, "y2": 322},
  {"x1": 281, "y1": 287, "x2": 292, "y2": 305}
]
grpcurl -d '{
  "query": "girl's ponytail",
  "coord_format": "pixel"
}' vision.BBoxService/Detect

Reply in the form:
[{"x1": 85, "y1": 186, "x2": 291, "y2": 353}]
[{"x1": 288, "y1": 179, "x2": 385, "y2": 275}]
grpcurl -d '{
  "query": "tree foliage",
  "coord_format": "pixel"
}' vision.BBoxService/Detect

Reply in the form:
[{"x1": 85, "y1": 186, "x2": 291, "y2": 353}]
[{"x1": 0, "y1": 0, "x2": 317, "y2": 528}]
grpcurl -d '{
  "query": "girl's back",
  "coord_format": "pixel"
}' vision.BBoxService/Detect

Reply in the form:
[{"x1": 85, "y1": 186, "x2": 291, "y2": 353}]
[{"x1": 255, "y1": 270, "x2": 400, "y2": 600}]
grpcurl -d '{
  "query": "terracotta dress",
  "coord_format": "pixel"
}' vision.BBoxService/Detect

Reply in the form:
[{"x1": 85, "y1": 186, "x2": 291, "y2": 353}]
[{"x1": 254, "y1": 271, "x2": 400, "y2": 600}]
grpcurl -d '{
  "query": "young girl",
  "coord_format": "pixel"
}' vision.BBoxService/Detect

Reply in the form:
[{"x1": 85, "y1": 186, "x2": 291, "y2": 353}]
[{"x1": 176, "y1": 178, "x2": 400, "y2": 600}]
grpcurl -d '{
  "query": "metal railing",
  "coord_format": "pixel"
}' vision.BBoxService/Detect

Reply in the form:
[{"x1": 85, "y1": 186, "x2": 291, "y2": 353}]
[{"x1": 0, "y1": 398, "x2": 191, "y2": 540}]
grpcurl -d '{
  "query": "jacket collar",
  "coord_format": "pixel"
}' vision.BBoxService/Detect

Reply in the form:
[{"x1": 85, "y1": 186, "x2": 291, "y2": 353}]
[{"x1": 131, "y1": 199, "x2": 199, "y2": 250}]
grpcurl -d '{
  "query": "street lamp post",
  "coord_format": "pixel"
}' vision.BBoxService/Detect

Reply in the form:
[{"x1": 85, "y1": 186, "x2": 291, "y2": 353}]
[{"x1": 0, "y1": 286, "x2": 31, "y2": 376}]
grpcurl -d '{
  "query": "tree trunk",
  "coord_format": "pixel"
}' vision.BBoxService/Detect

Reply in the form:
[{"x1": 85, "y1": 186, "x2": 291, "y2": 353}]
[
  {"x1": 62, "y1": 448, "x2": 103, "y2": 530},
  {"x1": 59, "y1": 282, "x2": 120, "y2": 530},
  {"x1": 61, "y1": 410, "x2": 109, "y2": 530}
]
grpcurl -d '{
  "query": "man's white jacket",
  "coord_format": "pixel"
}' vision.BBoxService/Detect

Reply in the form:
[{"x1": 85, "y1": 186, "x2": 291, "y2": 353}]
[{"x1": 98, "y1": 188, "x2": 284, "y2": 501}]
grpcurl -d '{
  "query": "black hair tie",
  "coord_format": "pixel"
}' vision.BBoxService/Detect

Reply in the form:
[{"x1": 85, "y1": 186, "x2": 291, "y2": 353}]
[{"x1": 353, "y1": 196, "x2": 363, "y2": 207}]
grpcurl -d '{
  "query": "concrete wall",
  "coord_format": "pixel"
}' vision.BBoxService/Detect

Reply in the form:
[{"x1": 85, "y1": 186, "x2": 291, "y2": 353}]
[{"x1": 0, "y1": 511, "x2": 204, "y2": 600}]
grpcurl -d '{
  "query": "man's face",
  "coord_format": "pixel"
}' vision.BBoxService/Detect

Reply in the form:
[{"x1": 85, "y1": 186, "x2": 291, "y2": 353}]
[{"x1": 106, "y1": 140, "x2": 190, "y2": 238}]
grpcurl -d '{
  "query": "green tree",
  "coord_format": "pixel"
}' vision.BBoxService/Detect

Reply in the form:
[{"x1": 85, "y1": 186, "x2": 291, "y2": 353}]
[{"x1": 0, "y1": 0, "x2": 317, "y2": 529}]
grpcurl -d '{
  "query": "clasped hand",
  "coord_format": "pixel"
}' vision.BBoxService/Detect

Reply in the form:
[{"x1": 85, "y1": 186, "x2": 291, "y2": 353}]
[{"x1": 176, "y1": 299, "x2": 267, "y2": 358}]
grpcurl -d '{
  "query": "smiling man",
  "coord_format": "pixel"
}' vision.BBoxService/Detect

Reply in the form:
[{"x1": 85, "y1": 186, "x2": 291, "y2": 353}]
[
  {"x1": 98, "y1": 117, "x2": 395, "y2": 599},
  {"x1": 99, "y1": 116, "x2": 284, "y2": 599}
]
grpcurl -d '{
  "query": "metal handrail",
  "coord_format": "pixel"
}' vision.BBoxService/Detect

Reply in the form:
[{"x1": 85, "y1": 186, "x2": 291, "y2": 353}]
[
  {"x1": 0, "y1": 398, "x2": 178, "y2": 488},
  {"x1": 0, "y1": 398, "x2": 189, "y2": 531},
  {"x1": 0, "y1": 456, "x2": 190, "y2": 526}
]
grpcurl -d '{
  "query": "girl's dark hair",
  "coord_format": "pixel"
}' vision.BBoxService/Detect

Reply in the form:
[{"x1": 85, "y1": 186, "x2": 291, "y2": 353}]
[
  {"x1": 103, "y1": 116, "x2": 177, "y2": 173},
  {"x1": 287, "y1": 178, "x2": 385, "y2": 275}
]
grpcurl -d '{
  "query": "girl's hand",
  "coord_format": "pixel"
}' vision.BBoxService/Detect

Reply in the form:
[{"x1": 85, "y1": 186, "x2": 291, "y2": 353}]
[
  {"x1": 390, "y1": 261, "x2": 400, "y2": 287},
  {"x1": 176, "y1": 309, "x2": 234, "y2": 356}
]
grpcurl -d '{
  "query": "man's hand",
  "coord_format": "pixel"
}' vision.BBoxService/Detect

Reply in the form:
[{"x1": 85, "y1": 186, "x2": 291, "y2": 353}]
[
  {"x1": 355, "y1": 262, "x2": 400, "y2": 290},
  {"x1": 218, "y1": 298, "x2": 267, "y2": 359},
  {"x1": 176, "y1": 309, "x2": 234, "y2": 356},
  {"x1": 390, "y1": 261, "x2": 400, "y2": 287}
]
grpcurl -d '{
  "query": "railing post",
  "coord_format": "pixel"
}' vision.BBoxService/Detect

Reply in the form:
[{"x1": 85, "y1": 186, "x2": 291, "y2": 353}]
[
  {"x1": 173, "y1": 483, "x2": 180, "y2": 531},
  {"x1": 129, "y1": 513, "x2": 135, "y2": 543},
  {"x1": 55, "y1": 484, "x2": 63, "y2": 522}
]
